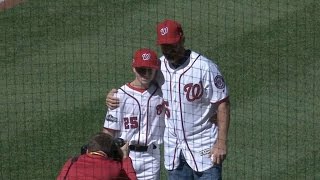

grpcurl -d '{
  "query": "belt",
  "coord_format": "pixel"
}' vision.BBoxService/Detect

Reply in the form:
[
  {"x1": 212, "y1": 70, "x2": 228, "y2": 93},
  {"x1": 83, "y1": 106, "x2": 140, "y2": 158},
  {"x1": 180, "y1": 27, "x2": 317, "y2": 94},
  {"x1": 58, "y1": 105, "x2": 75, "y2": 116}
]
[{"x1": 129, "y1": 144, "x2": 157, "y2": 152}]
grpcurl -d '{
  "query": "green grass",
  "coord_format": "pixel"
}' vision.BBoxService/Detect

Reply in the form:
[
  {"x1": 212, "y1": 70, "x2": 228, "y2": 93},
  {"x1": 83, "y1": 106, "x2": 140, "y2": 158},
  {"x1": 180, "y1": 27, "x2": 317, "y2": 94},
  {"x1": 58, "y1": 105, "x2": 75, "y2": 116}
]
[{"x1": 1, "y1": 0, "x2": 319, "y2": 179}]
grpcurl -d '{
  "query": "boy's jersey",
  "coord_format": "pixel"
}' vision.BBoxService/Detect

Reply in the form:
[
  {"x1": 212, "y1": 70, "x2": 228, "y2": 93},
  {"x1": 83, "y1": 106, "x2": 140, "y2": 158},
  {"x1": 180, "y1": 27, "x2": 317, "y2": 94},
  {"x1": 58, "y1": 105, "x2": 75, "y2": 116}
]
[{"x1": 104, "y1": 83, "x2": 165, "y2": 146}]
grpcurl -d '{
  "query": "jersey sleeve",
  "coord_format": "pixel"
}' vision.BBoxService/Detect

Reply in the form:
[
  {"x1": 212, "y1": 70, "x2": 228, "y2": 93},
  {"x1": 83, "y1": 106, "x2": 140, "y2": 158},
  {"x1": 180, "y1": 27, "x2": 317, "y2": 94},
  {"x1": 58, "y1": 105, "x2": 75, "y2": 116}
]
[
  {"x1": 103, "y1": 91, "x2": 123, "y2": 131},
  {"x1": 204, "y1": 61, "x2": 229, "y2": 104}
]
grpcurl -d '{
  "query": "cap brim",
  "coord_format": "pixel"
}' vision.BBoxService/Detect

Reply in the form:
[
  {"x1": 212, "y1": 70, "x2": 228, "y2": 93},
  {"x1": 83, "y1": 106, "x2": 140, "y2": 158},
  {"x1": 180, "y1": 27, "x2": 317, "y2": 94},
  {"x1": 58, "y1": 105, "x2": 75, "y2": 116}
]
[
  {"x1": 132, "y1": 65, "x2": 160, "y2": 70},
  {"x1": 156, "y1": 37, "x2": 181, "y2": 45}
]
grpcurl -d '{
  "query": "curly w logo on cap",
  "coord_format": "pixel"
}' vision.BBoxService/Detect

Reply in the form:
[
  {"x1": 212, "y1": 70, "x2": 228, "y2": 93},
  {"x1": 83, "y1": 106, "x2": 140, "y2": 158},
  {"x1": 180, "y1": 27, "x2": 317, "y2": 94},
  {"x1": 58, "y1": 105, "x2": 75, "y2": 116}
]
[
  {"x1": 141, "y1": 53, "x2": 151, "y2": 61},
  {"x1": 156, "y1": 19, "x2": 183, "y2": 45},
  {"x1": 160, "y1": 27, "x2": 169, "y2": 36}
]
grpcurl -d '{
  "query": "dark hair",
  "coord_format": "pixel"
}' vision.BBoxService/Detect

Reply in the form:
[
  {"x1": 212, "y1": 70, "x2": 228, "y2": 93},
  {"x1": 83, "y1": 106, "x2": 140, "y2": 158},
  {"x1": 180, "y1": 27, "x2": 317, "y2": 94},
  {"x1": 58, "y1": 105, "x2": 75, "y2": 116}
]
[{"x1": 87, "y1": 132, "x2": 123, "y2": 161}]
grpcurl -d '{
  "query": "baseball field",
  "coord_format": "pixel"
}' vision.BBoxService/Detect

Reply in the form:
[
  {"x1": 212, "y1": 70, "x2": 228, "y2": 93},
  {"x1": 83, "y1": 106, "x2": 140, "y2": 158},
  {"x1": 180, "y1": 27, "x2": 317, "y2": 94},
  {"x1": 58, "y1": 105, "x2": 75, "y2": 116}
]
[{"x1": 1, "y1": 0, "x2": 319, "y2": 179}]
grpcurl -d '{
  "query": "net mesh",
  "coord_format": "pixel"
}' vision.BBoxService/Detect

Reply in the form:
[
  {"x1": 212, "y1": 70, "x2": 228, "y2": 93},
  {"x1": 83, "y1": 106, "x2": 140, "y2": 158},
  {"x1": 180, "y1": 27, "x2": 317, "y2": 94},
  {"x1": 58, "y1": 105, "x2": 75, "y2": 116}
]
[{"x1": 1, "y1": 0, "x2": 319, "y2": 179}]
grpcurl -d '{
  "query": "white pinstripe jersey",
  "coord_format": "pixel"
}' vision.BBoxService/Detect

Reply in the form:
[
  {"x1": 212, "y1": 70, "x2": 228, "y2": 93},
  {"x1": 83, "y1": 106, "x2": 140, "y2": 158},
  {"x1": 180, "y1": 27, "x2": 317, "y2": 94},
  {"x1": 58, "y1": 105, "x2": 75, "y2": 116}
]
[
  {"x1": 104, "y1": 83, "x2": 165, "y2": 146},
  {"x1": 158, "y1": 51, "x2": 229, "y2": 172}
]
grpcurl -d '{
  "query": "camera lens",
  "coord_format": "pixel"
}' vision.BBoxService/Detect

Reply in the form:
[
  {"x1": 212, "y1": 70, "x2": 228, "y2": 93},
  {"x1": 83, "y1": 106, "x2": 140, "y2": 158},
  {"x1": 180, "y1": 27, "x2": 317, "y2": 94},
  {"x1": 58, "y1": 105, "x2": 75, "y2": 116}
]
[
  {"x1": 114, "y1": 138, "x2": 125, "y2": 147},
  {"x1": 80, "y1": 144, "x2": 88, "y2": 155}
]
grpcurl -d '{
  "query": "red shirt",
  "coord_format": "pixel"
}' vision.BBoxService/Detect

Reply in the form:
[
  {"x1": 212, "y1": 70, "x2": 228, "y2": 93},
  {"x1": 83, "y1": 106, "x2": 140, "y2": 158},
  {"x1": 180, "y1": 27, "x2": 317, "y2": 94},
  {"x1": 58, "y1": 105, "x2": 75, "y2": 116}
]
[{"x1": 57, "y1": 154, "x2": 137, "y2": 180}]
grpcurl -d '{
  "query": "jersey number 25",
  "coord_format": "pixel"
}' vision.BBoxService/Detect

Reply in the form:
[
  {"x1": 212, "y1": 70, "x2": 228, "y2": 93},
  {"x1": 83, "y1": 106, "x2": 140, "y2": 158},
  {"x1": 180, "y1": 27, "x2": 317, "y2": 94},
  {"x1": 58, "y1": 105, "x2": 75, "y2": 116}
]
[{"x1": 123, "y1": 117, "x2": 138, "y2": 129}]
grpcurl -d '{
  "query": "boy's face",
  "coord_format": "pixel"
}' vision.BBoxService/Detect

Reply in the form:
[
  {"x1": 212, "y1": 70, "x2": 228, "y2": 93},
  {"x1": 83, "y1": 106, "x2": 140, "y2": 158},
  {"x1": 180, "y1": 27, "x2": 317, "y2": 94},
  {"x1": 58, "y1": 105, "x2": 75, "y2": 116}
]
[{"x1": 133, "y1": 67, "x2": 157, "y2": 85}]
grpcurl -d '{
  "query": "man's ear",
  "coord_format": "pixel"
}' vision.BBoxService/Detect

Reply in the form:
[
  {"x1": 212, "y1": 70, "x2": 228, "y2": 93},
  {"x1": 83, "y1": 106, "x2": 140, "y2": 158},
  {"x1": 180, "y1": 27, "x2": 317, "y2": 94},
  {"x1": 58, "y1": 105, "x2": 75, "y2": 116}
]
[{"x1": 181, "y1": 35, "x2": 185, "y2": 44}]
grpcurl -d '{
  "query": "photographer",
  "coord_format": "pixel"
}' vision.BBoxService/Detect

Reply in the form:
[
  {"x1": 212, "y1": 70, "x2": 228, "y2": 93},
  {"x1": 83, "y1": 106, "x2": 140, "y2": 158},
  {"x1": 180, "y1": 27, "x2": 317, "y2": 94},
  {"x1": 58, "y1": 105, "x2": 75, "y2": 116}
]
[{"x1": 57, "y1": 132, "x2": 137, "y2": 180}]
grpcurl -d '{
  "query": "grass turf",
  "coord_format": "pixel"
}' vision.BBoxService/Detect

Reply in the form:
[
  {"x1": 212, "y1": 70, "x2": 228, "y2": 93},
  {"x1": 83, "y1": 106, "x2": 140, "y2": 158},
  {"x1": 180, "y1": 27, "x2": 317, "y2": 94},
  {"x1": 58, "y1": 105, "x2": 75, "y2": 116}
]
[{"x1": 1, "y1": 0, "x2": 319, "y2": 179}]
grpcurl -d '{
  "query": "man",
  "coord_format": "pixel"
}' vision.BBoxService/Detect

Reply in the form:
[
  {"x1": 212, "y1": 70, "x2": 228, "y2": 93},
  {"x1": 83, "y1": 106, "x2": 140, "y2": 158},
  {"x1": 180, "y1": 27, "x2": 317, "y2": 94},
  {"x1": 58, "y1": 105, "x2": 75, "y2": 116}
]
[
  {"x1": 57, "y1": 132, "x2": 137, "y2": 180},
  {"x1": 103, "y1": 48, "x2": 165, "y2": 180},
  {"x1": 107, "y1": 19, "x2": 230, "y2": 180}
]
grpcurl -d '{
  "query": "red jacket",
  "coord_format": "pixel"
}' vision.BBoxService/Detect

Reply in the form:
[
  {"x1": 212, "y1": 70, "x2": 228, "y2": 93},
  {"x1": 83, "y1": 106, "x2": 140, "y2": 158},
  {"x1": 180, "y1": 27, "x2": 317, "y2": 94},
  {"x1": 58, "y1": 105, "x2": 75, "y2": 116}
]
[{"x1": 57, "y1": 154, "x2": 137, "y2": 180}]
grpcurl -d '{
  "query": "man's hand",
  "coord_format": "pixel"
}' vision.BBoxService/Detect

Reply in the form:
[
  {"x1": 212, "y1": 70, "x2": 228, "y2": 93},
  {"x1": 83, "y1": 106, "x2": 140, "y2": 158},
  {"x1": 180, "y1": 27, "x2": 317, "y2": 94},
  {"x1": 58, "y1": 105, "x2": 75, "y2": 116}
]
[
  {"x1": 210, "y1": 139, "x2": 227, "y2": 165},
  {"x1": 106, "y1": 89, "x2": 119, "y2": 109}
]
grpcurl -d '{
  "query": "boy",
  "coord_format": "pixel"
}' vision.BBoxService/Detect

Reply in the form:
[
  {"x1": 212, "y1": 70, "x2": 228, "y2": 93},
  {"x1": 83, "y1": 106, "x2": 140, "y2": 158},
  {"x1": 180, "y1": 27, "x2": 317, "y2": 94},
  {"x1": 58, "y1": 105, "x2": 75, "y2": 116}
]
[{"x1": 103, "y1": 48, "x2": 165, "y2": 180}]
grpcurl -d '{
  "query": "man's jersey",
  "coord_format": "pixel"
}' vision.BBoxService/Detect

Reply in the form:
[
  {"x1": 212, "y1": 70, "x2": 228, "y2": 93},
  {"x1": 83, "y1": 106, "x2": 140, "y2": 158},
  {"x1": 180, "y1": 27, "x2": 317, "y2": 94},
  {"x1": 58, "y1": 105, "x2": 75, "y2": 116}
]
[
  {"x1": 104, "y1": 83, "x2": 165, "y2": 146},
  {"x1": 158, "y1": 51, "x2": 229, "y2": 172}
]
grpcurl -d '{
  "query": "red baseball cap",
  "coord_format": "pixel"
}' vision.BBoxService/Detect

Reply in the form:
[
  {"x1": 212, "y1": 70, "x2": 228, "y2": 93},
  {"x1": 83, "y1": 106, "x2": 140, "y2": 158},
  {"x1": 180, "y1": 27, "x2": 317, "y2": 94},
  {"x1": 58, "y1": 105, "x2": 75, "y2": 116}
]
[
  {"x1": 156, "y1": 19, "x2": 183, "y2": 45},
  {"x1": 132, "y1": 48, "x2": 160, "y2": 70}
]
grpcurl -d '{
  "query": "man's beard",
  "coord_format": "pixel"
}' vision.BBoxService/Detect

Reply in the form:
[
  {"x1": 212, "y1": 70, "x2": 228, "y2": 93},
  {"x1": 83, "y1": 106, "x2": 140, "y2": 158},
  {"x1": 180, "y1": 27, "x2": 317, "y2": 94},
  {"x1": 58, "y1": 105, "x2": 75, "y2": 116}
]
[{"x1": 164, "y1": 53, "x2": 175, "y2": 61}]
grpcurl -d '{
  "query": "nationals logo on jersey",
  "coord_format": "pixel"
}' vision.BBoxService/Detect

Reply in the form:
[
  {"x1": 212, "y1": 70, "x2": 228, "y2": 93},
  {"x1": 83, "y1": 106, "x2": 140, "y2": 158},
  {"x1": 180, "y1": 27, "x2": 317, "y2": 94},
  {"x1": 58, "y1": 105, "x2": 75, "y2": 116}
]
[
  {"x1": 184, "y1": 81, "x2": 204, "y2": 102},
  {"x1": 214, "y1": 75, "x2": 225, "y2": 89},
  {"x1": 106, "y1": 114, "x2": 118, "y2": 122}
]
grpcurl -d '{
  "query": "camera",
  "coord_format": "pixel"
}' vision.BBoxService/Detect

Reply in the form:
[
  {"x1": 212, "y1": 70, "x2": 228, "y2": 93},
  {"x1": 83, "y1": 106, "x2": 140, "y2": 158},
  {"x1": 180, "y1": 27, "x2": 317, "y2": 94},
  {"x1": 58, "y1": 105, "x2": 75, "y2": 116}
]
[
  {"x1": 113, "y1": 138, "x2": 125, "y2": 147},
  {"x1": 80, "y1": 144, "x2": 88, "y2": 155}
]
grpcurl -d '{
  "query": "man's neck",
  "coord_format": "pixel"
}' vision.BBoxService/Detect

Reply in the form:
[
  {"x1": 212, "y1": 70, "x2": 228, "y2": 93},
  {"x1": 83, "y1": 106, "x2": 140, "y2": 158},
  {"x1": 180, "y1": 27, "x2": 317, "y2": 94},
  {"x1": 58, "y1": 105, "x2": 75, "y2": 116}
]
[{"x1": 171, "y1": 49, "x2": 191, "y2": 68}]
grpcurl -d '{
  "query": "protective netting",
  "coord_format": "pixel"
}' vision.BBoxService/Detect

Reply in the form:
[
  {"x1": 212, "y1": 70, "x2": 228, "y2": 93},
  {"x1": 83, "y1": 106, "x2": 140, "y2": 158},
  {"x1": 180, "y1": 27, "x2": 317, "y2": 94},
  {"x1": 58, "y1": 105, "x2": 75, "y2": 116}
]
[{"x1": 1, "y1": 0, "x2": 319, "y2": 179}]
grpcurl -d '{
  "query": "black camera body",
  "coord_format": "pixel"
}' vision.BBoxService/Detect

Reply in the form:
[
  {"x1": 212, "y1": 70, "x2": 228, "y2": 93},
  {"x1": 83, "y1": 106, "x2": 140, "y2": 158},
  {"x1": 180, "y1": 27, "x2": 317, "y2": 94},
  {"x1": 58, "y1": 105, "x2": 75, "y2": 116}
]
[
  {"x1": 113, "y1": 138, "x2": 125, "y2": 148},
  {"x1": 80, "y1": 144, "x2": 88, "y2": 155}
]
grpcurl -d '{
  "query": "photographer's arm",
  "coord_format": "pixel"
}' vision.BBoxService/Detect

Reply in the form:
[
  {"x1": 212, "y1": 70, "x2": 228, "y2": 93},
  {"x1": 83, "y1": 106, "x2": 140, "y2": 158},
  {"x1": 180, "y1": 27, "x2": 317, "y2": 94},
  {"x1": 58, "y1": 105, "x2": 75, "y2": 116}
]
[{"x1": 120, "y1": 143, "x2": 137, "y2": 180}]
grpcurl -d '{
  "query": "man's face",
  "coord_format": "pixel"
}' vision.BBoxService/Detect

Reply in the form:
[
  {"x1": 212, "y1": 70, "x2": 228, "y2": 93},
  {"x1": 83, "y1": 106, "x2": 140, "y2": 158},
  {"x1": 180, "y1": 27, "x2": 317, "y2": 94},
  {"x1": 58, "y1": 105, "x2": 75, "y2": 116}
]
[{"x1": 160, "y1": 43, "x2": 184, "y2": 63}]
